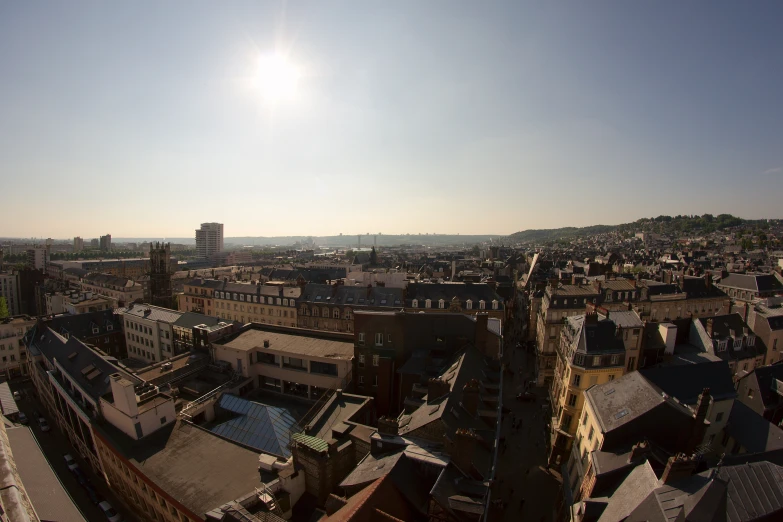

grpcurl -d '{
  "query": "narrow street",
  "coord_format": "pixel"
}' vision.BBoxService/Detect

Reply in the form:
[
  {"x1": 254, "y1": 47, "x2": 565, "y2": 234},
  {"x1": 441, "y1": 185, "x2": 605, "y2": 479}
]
[
  {"x1": 489, "y1": 307, "x2": 561, "y2": 522},
  {"x1": 8, "y1": 378, "x2": 138, "y2": 522}
]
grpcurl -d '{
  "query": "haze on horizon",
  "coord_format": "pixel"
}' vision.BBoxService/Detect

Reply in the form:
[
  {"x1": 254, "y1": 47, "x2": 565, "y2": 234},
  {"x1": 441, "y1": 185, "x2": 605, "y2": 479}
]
[{"x1": 1, "y1": 2, "x2": 782, "y2": 239}]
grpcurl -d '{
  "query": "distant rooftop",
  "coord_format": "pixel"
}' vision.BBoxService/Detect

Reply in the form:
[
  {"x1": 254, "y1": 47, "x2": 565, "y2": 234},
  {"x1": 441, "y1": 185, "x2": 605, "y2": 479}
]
[{"x1": 216, "y1": 325, "x2": 354, "y2": 360}]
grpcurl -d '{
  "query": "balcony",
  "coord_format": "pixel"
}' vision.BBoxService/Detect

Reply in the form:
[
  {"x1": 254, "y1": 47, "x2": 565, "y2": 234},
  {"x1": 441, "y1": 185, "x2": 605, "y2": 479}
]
[{"x1": 281, "y1": 363, "x2": 307, "y2": 372}]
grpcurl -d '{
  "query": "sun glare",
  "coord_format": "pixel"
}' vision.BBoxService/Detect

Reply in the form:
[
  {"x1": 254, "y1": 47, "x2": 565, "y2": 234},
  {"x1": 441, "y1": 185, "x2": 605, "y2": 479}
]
[{"x1": 255, "y1": 53, "x2": 301, "y2": 104}]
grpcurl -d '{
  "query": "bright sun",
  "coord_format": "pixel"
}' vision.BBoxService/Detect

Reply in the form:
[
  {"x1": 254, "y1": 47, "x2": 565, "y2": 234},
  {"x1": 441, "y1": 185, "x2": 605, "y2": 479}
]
[{"x1": 255, "y1": 53, "x2": 301, "y2": 104}]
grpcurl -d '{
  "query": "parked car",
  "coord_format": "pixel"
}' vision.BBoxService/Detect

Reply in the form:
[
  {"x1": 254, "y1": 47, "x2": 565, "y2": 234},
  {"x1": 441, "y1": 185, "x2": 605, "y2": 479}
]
[
  {"x1": 17, "y1": 412, "x2": 28, "y2": 425},
  {"x1": 12, "y1": 391, "x2": 21, "y2": 401},
  {"x1": 516, "y1": 392, "x2": 536, "y2": 402},
  {"x1": 73, "y1": 468, "x2": 88, "y2": 487},
  {"x1": 84, "y1": 484, "x2": 100, "y2": 505},
  {"x1": 37, "y1": 417, "x2": 50, "y2": 432},
  {"x1": 63, "y1": 454, "x2": 79, "y2": 472},
  {"x1": 98, "y1": 501, "x2": 122, "y2": 522}
]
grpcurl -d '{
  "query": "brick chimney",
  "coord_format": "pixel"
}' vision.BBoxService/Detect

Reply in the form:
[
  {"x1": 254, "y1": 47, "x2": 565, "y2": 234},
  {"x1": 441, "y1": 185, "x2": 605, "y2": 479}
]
[
  {"x1": 427, "y1": 378, "x2": 450, "y2": 400},
  {"x1": 705, "y1": 318, "x2": 714, "y2": 338},
  {"x1": 661, "y1": 453, "x2": 698, "y2": 484},
  {"x1": 704, "y1": 273, "x2": 712, "y2": 289},
  {"x1": 377, "y1": 416, "x2": 399, "y2": 436},
  {"x1": 462, "y1": 379, "x2": 480, "y2": 416},
  {"x1": 628, "y1": 441, "x2": 651, "y2": 463},
  {"x1": 586, "y1": 311, "x2": 599, "y2": 325},
  {"x1": 693, "y1": 388, "x2": 711, "y2": 424},
  {"x1": 452, "y1": 429, "x2": 481, "y2": 475}
]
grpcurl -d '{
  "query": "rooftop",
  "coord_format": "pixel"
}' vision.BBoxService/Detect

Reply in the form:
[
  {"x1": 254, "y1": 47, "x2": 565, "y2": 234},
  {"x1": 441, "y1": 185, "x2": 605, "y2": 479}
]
[
  {"x1": 586, "y1": 372, "x2": 672, "y2": 434},
  {"x1": 639, "y1": 361, "x2": 737, "y2": 404},
  {"x1": 117, "y1": 303, "x2": 183, "y2": 324},
  {"x1": 216, "y1": 326, "x2": 354, "y2": 361}
]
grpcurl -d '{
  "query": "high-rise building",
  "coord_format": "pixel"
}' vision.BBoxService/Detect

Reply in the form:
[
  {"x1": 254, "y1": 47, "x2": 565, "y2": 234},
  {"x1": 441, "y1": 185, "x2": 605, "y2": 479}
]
[
  {"x1": 195, "y1": 222, "x2": 224, "y2": 259},
  {"x1": 0, "y1": 272, "x2": 20, "y2": 316},
  {"x1": 99, "y1": 234, "x2": 112, "y2": 251},
  {"x1": 26, "y1": 246, "x2": 50, "y2": 272},
  {"x1": 149, "y1": 242, "x2": 173, "y2": 308},
  {"x1": 73, "y1": 237, "x2": 84, "y2": 253},
  {"x1": 90, "y1": 238, "x2": 99, "y2": 248}
]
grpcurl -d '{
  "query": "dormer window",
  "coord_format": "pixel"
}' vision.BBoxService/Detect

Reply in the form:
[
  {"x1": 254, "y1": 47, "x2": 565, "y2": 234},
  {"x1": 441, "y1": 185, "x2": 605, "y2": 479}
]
[
  {"x1": 438, "y1": 299, "x2": 445, "y2": 309},
  {"x1": 747, "y1": 335, "x2": 755, "y2": 347},
  {"x1": 412, "y1": 299, "x2": 419, "y2": 308},
  {"x1": 92, "y1": 327, "x2": 99, "y2": 334},
  {"x1": 733, "y1": 338, "x2": 742, "y2": 349},
  {"x1": 233, "y1": 293, "x2": 238, "y2": 300},
  {"x1": 466, "y1": 299, "x2": 473, "y2": 310},
  {"x1": 425, "y1": 299, "x2": 431, "y2": 309},
  {"x1": 479, "y1": 300, "x2": 486, "y2": 310},
  {"x1": 717, "y1": 340, "x2": 728, "y2": 352},
  {"x1": 492, "y1": 300, "x2": 499, "y2": 310},
  {"x1": 106, "y1": 325, "x2": 113, "y2": 331},
  {"x1": 240, "y1": 295, "x2": 245, "y2": 302}
]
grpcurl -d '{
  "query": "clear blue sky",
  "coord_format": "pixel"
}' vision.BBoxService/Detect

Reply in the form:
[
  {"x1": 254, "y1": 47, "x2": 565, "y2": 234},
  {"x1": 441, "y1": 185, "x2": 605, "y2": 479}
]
[{"x1": 1, "y1": 1, "x2": 781, "y2": 238}]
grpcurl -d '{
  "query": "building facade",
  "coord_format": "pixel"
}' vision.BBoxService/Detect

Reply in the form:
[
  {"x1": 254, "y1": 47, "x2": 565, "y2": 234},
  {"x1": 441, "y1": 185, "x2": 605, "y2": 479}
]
[
  {"x1": 297, "y1": 282, "x2": 404, "y2": 333},
  {"x1": 0, "y1": 316, "x2": 35, "y2": 378},
  {"x1": 195, "y1": 222, "x2": 224, "y2": 259},
  {"x1": 149, "y1": 242, "x2": 173, "y2": 309},
  {"x1": 26, "y1": 246, "x2": 49, "y2": 272},
  {"x1": 118, "y1": 304, "x2": 183, "y2": 363},
  {"x1": 0, "y1": 272, "x2": 20, "y2": 316},
  {"x1": 73, "y1": 236, "x2": 84, "y2": 253},
  {"x1": 79, "y1": 273, "x2": 144, "y2": 305},
  {"x1": 99, "y1": 234, "x2": 112, "y2": 251},
  {"x1": 180, "y1": 278, "x2": 300, "y2": 327}
]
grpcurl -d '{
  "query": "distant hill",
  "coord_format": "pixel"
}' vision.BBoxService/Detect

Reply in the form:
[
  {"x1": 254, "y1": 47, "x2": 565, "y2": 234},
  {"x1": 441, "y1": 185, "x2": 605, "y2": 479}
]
[{"x1": 506, "y1": 214, "x2": 771, "y2": 244}]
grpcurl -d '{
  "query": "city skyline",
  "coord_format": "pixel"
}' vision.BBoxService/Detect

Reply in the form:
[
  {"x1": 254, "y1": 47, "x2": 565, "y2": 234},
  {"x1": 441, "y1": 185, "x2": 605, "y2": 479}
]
[{"x1": 2, "y1": 2, "x2": 783, "y2": 237}]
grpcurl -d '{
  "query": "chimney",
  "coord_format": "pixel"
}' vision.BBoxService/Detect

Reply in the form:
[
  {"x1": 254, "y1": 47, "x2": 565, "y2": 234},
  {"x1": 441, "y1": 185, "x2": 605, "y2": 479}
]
[
  {"x1": 585, "y1": 311, "x2": 599, "y2": 325},
  {"x1": 377, "y1": 416, "x2": 399, "y2": 436},
  {"x1": 427, "y1": 378, "x2": 450, "y2": 400},
  {"x1": 451, "y1": 260, "x2": 456, "y2": 282},
  {"x1": 452, "y1": 428, "x2": 481, "y2": 475},
  {"x1": 694, "y1": 388, "x2": 711, "y2": 424},
  {"x1": 661, "y1": 453, "x2": 698, "y2": 484},
  {"x1": 461, "y1": 379, "x2": 480, "y2": 416},
  {"x1": 628, "y1": 441, "x2": 651, "y2": 463},
  {"x1": 705, "y1": 318, "x2": 714, "y2": 338},
  {"x1": 704, "y1": 273, "x2": 712, "y2": 289},
  {"x1": 110, "y1": 373, "x2": 138, "y2": 418},
  {"x1": 332, "y1": 280, "x2": 340, "y2": 297}
]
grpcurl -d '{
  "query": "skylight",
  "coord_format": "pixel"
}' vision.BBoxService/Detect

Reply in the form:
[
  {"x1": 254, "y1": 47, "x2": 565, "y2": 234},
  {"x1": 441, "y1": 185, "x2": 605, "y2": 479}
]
[{"x1": 614, "y1": 409, "x2": 629, "y2": 420}]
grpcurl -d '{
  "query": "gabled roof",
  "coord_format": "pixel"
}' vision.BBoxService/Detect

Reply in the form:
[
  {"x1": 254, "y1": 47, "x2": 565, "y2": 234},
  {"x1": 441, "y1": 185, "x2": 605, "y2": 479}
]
[
  {"x1": 37, "y1": 310, "x2": 122, "y2": 341},
  {"x1": 718, "y1": 273, "x2": 783, "y2": 293},
  {"x1": 405, "y1": 283, "x2": 504, "y2": 308}
]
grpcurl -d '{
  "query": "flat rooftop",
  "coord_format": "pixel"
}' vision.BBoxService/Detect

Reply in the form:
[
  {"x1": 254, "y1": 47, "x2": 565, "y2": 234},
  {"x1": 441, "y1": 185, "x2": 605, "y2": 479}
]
[
  {"x1": 99, "y1": 420, "x2": 262, "y2": 517},
  {"x1": 217, "y1": 326, "x2": 354, "y2": 361},
  {"x1": 306, "y1": 393, "x2": 371, "y2": 440}
]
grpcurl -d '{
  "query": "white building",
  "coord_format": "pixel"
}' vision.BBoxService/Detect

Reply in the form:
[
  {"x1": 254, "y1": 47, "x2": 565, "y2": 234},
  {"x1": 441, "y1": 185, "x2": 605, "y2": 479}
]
[
  {"x1": 117, "y1": 304, "x2": 183, "y2": 364},
  {"x1": 195, "y1": 222, "x2": 224, "y2": 259},
  {"x1": 0, "y1": 315, "x2": 35, "y2": 378},
  {"x1": 27, "y1": 246, "x2": 50, "y2": 272},
  {"x1": 0, "y1": 272, "x2": 20, "y2": 316}
]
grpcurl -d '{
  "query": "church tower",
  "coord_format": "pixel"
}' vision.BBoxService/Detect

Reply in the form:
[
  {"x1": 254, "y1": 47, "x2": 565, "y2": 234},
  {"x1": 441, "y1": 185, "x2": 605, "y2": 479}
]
[{"x1": 149, "y1": 242, "x2": 173, "y2": 308}]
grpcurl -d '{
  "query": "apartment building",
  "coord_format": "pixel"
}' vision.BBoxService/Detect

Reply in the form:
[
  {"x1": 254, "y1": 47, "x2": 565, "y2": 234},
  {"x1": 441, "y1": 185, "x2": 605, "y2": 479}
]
[
  {"x1": 180, "y1": 278, "x2": 299, "y2": 327},
  {"x1": 79, "y1": 272, "x2": 143, "y2": 305},
  {"x1": 45, "y1": 290, "x2": 116, "y2": 315},
  {"x1": 691, "y1": 314, "x2": 766, "y2": 380},
  {"x1": 26, "y1": 246, "x2": 50, "y2": 272},
  {"x1": 0, "y1": 272, "x2": 19, "y2": 316},
  {"x1": 549, "y1": 311, "x2": 642, "y2": 467},
  {"x1": 744, "y1": 299, "x2": 783, "y2": 365},
  {"x1": 99, "y1": 234, "x2": 112, "y2": 251},
  {"x1": 297, "y1": 282, "x2": 403, "y2": 332},
  {"x1": 0, "y1": 316, "x2": 35, "y2": 378},
  {"x1": 73, "y1": 236, "x2": 84, "y2": 253},
  {"x1": 212, "y1": 324, "x2": 354, "y2": 400},
  {"x1": 117, "y1": 304, "x2": 183, "y2": 363},
  {"x1": 536, "y1": 281, "x2": 601, "y2": 387},
  {"x1": 34, "y1": 311, "x2": 126, "y2": 360},
  {"x1": 715, "y1": 272, "x2": 783, "y2": 302},
  {"x1": 631, "y1": 274, "x2": 730, "y2": 322},
  {"x1": 195, "y1": 222, "x2": 223, "y2": 259},
  {"x1": 403, "y1": 282, "x2": 507, "y2": 320}
]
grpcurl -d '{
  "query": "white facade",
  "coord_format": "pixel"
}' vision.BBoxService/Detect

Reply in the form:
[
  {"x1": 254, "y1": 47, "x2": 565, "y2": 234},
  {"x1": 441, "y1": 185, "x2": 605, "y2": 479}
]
[
  {"x1": 195, "y1": 222, "x2": 224, "y2": 259},
  {"x1": 118, "y1": 305, "x2": 182, "y2": 364},
  {"x1": 0, "y1": 272, "x2": 19, "y2": 316},
  {"x1": 27, "y1": 246, "x2": 49, "y2": 271}
]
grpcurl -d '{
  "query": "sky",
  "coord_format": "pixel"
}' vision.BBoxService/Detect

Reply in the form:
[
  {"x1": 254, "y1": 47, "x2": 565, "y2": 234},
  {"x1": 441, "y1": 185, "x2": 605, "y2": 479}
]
[{"x1": 1, "y1": 1, "x2": 782, "y2": 239}]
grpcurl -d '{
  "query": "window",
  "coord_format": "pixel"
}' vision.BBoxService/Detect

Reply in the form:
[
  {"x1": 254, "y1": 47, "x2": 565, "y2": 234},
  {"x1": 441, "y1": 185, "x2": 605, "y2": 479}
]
[
  {"x1": 561, "y1": 413, "x2": 573, "y2": 431},
  {"x1": 160, "y1": 417, "x2": 167, "y2": 425},
  {"x1": 233, "y1": 293, "x2": 237, "y2": 300},
  {"x1": 588, "y1": 426, "x2": 594, "y2": 441},
  {"x1": 747, "y1": 336, "x2": 755, "y2": 347},
  {"x1": 438, "y1": 299, "x2": 445, "y2": 309},
  {"x1": 715, "y1": 412, "x2": 724, "y2": 422},
  {"x1": 313, "y1": 307, "x2": 319, "y2": 317},
  {"x1": 492, "y1": 300, "x2": 499, "y2": 310},
  {"x1": 372, "y1": 354, "x2": 379, "y2": 367},
  {"x1": 240, "y1": 294, "x2": 244, "y2": 302},
  {"x1": 358, "y1": 354, "x2": 365, "y2": 367},
  {"x1": 627, "y1": 357, "x2": 636, "y2": 371},
  {"x1": 574, "y1": 354, "x2": 585, "y2": 366},
  {"x1": 610, "y1": 354, "x2": 621, "y2": 365},
  {"x1": 412, "y1": 299, "x2": 418, "y2": 308},
  {"x1": 387, "y1": 333, "x2": 392, "y2": 343},
  {"x1": 608, "y1": 375, "x2": 615, "y2": 381},
  {"x1": 592, "y1": 356, "x2": 601, "y2": 366},
  {"x1": 466, "y1": 299, "x2": 473, "y2": 310},
  {"x1": 479, "y1": 300, "x2": 486, "y2": 310},
  {"x1": 373, "y1": 375, "x2": 378, "y2": 387},
  {"x1": 425, "y1": 299, "x2": 431, "y2": 309},
  {"x1": 567, "y1": 394, "x2": 577, "y2": 407},
  {"x1": 572, "y1": 374, "x2": 581, "y2": 387},
  {"x1": 358, "y1": 376, "x2": 364, "y2": 385},
  {"x1": 333, "y1": 309, "x2": 340, "y2": 319},
  {"x1": 774, "y1": 339, "x2": 778, "y2": 351},
  {"x1": 747, "y1": 388, "x2": 754, "y2": 399},
  {"x1": 358, "y1": 333, "x2": 365, "y2": 345},
  {"x1": 582, "y1": 412, "x2": 589, "y2": 425},
  {"x1": 375, "y1": 333, "x2": 383, "y2": 346}
]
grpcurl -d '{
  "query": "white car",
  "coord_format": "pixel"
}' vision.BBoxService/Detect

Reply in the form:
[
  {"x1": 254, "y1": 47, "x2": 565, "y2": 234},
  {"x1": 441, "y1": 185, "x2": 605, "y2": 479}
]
[
  {"x1": 63, "y1": 454, "x2": 79, "y2": 472},
  {"x1": 37, "y1": 417, "x2": 50, "y2": 432},
  {"x1": 98, "y1": 501, "x2": 122, "y2": 522}
]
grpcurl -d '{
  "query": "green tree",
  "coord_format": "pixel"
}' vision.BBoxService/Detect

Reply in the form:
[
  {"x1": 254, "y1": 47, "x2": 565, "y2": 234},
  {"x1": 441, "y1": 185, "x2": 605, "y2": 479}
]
[{"x1": 0, "y1": 297, "x2": 8, "y2": 319}]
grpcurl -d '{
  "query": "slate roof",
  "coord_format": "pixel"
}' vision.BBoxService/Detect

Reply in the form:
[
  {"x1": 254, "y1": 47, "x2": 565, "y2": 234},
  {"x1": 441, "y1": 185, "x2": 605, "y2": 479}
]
[
  {"x1": 38, "y1": 310, "x2": 122, "y2": 341},
  {"x1": 299, "y1": 283, "x2": 403, "y2": 308},
  {"x1": 405, "y1": 283, "x2": 504, "y2": 309},
  {"x1": 595, "y1": 461, "x2": 659, "y2": 522},
  {"x1": 172, "y1": 311, "x2": 222, "y2": 329},
  {"x1": 639, "y1": 361, "x2": 737, "y2": 405},
  {"x1": 724, "y1": 400, "x2": 783, "y2": 453},
  {"x1": 117, "y1": 303, "x2": 183, "y2": 324},
  {"x1": 719, "y1": 273, "x2": 783, "y2": 293},
  {"x1": 745, "y1": 362, "x2": 783, "y2": 411},
  {"x1": 28, "y1": 326, "x2": 139, "y2": 402}
]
